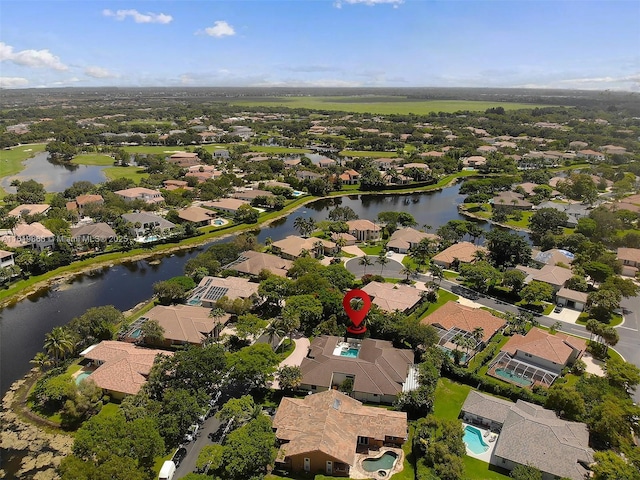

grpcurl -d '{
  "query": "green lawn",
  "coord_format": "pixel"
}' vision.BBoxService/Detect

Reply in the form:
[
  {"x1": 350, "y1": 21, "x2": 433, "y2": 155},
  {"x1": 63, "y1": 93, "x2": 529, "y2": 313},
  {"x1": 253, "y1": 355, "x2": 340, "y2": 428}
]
[
  {"x1": 433, "y1": 378, "x2": 471, "y2": 421},
  {"x1": 390, "y1": 424, "x2": 415, "y2": 480},
  {"x1": 102, "y1": 166, "x2": 148, "y2": 183},
  {"x1": 95, "y1": 402, "x2": 120, "y2": 419},
  {"x1": 250, "y1": 146, "x2": 312, "y2": 154},
  {"x1": 576, "y1": 312, "x2": 623, "y2": 327},
  {"x1": 463, "y1": 456, "x2": 510, "y2": 479},
  {"x1": 0, "y1": 143, "x2": 47, "y2": 198},
  {"x1": 71, "y1": 154, "x2": 115, "y2": 166},
  {"x1": 220, "y1": 97, "x2": 550, "y2": 115},
  {"x1": 419, "y1": 289, "x2": 459, "y2": 319},
  {"x1": 443, "y1": 270, "x2": 459, "y2": 280},
  {"x1": 360, "y1": 245, "x2": 384, "y2": 256}
]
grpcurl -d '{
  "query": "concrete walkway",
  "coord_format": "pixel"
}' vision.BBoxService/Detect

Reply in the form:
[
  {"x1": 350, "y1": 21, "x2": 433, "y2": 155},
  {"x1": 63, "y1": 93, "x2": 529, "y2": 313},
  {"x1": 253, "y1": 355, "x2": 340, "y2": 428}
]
[{"x1": 270, "y1": 333, "x2": 310, "y2": 390}]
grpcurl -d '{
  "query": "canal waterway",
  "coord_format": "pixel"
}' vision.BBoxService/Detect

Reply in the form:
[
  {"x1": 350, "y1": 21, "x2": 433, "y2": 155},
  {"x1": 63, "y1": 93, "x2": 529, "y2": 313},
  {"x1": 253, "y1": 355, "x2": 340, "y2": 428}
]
[{"x1": 0, "y1": 183, "x2": 524, "y2": 395}]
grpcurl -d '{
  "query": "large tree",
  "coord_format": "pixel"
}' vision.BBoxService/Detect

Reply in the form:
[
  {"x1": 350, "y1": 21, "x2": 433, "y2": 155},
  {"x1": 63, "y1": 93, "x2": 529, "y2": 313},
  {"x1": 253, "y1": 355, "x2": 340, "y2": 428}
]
[
  {"x1": 222, "y1": 415, "x2": 277, "y2": 480},
  {"x1": 528, "y1": 208, "x2": 568, "y2": 244},
  {"x1": 485, "y1": 229, "x2": 532, "y2": 268},
  {"x1": 226, "y1": 343, "x2": 280, "y2": 388}
]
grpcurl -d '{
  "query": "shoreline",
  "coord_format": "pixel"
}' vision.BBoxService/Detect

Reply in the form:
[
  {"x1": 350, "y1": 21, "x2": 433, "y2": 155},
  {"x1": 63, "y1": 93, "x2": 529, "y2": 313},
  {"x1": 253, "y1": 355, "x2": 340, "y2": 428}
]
[{"x1": 0, "y1": 178, "x2": 459, "y2": 308}]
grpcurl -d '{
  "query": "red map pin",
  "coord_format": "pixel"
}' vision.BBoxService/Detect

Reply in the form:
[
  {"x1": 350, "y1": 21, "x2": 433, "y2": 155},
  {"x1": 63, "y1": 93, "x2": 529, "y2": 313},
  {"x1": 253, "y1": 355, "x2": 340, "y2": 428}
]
[{"x1": 343, "y1": 289, "x2": 371, "y2": 335}]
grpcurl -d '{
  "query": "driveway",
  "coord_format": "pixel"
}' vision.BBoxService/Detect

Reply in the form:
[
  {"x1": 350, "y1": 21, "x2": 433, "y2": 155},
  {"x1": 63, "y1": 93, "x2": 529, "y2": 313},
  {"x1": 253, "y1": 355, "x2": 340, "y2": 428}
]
[
  {"x1": 546, "y1": 307, "x2": 581, "y2": 324},
  {"x1": 342, "y1": 245, "x2": 366, "y2": 257},
  {"x1": 270, "y1": 333, "x2": 310, "y2": 390},
  {"x1": 344, "y1": 255, "x2": 404, "y2": 278}
]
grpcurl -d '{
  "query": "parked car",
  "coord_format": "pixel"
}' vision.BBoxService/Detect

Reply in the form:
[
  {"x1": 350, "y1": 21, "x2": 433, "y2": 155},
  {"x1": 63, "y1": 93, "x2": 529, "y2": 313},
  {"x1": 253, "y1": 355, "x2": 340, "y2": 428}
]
[
  {"x1": 172, "y1": 447, "x2": 187, "y2": 468},
  {"x1": 554, "y1": 303, "x2": 563, "y2": 313}
]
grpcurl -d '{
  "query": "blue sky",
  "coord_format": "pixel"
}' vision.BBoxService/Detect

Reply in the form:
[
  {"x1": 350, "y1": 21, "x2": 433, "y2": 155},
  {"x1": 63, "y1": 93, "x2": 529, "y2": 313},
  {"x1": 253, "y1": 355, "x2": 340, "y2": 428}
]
[{"x1": 1, "y1": 0, "x2": 638, "y2": 90}]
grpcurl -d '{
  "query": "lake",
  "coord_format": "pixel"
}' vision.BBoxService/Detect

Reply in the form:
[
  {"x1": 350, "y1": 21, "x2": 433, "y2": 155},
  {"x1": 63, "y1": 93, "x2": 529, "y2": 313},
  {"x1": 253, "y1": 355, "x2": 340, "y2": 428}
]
[{"x1": 0, "y1": 152, "x2": 110, "y2": 193}]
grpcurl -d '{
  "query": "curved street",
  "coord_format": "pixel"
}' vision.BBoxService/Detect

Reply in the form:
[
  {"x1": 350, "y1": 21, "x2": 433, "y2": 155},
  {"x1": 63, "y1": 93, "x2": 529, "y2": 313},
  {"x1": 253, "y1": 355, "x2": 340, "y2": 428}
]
[{"x1": 343, "y1": 253, "x2": 640, "y2": 403}]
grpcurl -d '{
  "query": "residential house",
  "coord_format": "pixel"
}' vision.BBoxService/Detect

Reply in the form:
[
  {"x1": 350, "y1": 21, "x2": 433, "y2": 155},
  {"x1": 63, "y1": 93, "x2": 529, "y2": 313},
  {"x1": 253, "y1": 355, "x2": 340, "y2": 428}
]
[
  {"x1": 168, "y1": 152, "x2": 200, "y2": 167},
  {"x1": 79, "y1": 341, "x2": 173, "y2": 400},
  {"x1": 114, "y1": 187, "x2": 164, "y2": 204},
  {"x1": 66, "y1": 194, "x2": 104, "y2": 216},
  {"x1": 462, "y1": 156, "x2": 487, "y2": 168},
  {"x1": 330, "y1": 232, "x2": 357, "y2": 246},
  {"x1": 387, "y1": 227, "x2": 437, "y2": 254},
  {"x1": 0, "y1": 250, "x2": 15, "y2": 268},
  {"x1": 8, "y1": 204, "x2": 50, "y2": 218},
  {"x1": 346, "y1": 219, "x2": 381, "y2": 242},
  {"x1": 421, "y1": 301, "x2": 505, "y2": 351},
  {"x1": 177, "y1": 206, "x2": 218, "y2": 226},
  {"x1": 617, "y1": 247, "x2": 640, "y2": 277},
  {"x1": 202, "y1": 198, "x2": 250, "y2": 215},
  {"x1": 318, "y1": 158, "x2": 336, "y2": 168},
  {"x1": 71, "y1": 223, "x2": 117, "y2": 243},
  {"x1": 361, "y1": 281, "x2": 424, "y2": 313},
  {"x1": 121, "y1": 212, "x2": 175, "y2": 238},
  {"x1": 489, "y1": 328, "x2": 586, "y2": 387},
  {"x1": 0, "y1": 222, "x2": 55, "y2": 251},
  {"x1": 271, "y1": 235, "x2": 337, "y2": 260},
  {"x1": 225, "y1": 250, "x2": 293, "y2": 278},
  {"x1": 213, "y1": 149, "x2": 230, "y2": 159},
  {"x1": 431, "y1": 242, "x2": 487, "y2": 269},
  {"x1": 577, "y1": 149, "x2": 606, "y2": 162},
  {"x1": 533, "y1": 248, "x2": 574, "y2": 266},
  {"x1": 231, "y1": 189, "x2": 274, "y2": 202},
  {"x1": 273, "y1": 390, "x2": 407, "y2": 477},
  {"x1": 491, "y1": 191, "x2": 533, "y2": 210},
  {"x1": 600, "y1": 145, "x2": 627, "y2": 155},
  {"x1": 419, "y1": 151, "x2": 445, "y2": 159},
  {"x1": 555, "y1": 288, "x2": 588, "y2": 311},
  {"x1": 298, "y1": 336, "x2": 417, "y2": 404},
  {"x1": 515, "y1": 264, "x2": 572, "y2": 293},
  {"x1": 296, "y1": 170, "x2": 322, "y2": 181},
  {"x1": 477, "y1": 145, "x2": 497, "y2": 154},
  {"x1": 140, "y1": 304, "x2": 230, "y2": 346},
  {"x1": 188, "y1": 275, "x2": 260, "y2": 308},
  {"x1": 401, "y1": 162, "x2": 430, "y2": 173},
  {"x1": 339, "y1": 169, "x2": 360, "y2": 185},
  {"x1": 460, "y1": 391, "x2": 593, "y2": 480},
  {"x1": 372, "y1": 158, "x2": 397, "y2": 171},
  {"x1": 536, "y1": 201, "x2": 591, "y2": 227},
  {"x1": 162, "y1": 180, "x2": 190, "y2": 191}
]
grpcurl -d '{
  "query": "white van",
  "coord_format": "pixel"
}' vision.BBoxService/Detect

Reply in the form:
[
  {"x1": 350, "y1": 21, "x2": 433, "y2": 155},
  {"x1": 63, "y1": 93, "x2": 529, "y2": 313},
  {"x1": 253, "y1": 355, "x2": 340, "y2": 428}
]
[{"x1": 158, "y1": 460, "x2": 176, "y2": 480}]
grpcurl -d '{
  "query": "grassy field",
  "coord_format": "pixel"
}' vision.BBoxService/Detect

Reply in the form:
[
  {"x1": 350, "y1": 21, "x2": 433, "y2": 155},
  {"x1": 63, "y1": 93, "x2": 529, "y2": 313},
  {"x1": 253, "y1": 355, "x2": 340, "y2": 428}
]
[
  {"x1": 433, "y1": 378, "x2": 471, "y2": 420},
  {"x1": 339, "y1": 150, "x2": 400, "y2": 158},
  {"x1": 0, "y1": 143, "x2": 47, "y2": 198},
  {"x1": 71, "y1": 154, "x2": 115, "y2": 166},
  {"x1": 250, "y1": 146, "x2": 312, "y2": 154},
  {"x1": 102, "y1": 166, "x2": 148, "y2": 183},
  {"x1": 219, "y1": 96, "x2": 550, "y2": 115},
  {"x1": 419, "y1": 289, "x2": 459, "y2": 318},
  {"x1": 464, "y1": 456, "x2": 510, "y2": 479}
]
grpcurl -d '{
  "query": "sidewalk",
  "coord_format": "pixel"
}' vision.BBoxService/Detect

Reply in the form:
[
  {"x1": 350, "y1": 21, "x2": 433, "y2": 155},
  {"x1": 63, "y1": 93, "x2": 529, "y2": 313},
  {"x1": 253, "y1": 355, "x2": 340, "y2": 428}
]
[{"x1": 270, "y1": 333, "x2": 310, "y2": 390}]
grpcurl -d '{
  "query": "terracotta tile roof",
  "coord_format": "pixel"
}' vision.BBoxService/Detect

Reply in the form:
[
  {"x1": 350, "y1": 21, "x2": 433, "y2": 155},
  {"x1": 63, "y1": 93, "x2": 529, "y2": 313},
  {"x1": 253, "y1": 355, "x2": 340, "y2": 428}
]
[
  {"x1": 431, "y1": 242, "x2": 487, "y2": 265},
  {"x1": 361, "y1": 281, "x2": 423, "y2": 312},
  {"x1": 501, "y1": 328, "x2": 586, "y2": 365},
  {"x1": 346, "y1": 219, "x2": 381, "y2": 232},
  {"x1": 229, "y1": 250, "x2": 292, "y2": 277},
  {"x1": 71, "y1": 223, "x2": 117, "y2": 241},
  {"x1": 617, "y1": 247, "x2": 640, "y2": 264},
  {"x1": 272, "y1": 235, "x2": 336, "y2": 258},
  {"x1": 177, "y1": 206, "x2": 217, "y2": 223},
  {"x1": 387, "y1": 227, "x2": 437, "y2": 252},
  {"x1": 556, "y1": 288, "x2": 588, "y2": 303},
  {"x1": 8, "y1": 204, "x2": 50, "y2": 217},
  {"x1": 300, "y1": 336, "x2": 414, "y2": 397},
  {"x1": 76, "y1": 194, "x2": 104, "y2": 206},
  {"x1": 516, "y1": 264, "x2": 573, "y2": 287},
  {"x1": 143, "y1": 304, "x2": 229, "y2": 345},
  {"x1": 421, "y1": 301, "x2": 505, "y2": 342},
  {"x1": 203, "y1": 198, "x2": 249, "y2": 212},
  {"x1": 273, "y1": 390, "x2": 407, "y2": 466},
  {"x1": 81, "y1": 341, "x2": 172, "y2": 396}
]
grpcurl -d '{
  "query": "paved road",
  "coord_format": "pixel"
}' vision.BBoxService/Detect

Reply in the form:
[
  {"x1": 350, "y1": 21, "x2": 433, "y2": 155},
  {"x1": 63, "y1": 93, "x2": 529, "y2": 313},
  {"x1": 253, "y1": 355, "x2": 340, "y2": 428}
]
[
  {"x1": 344, "y1": 260, "x2": 640, "y2": 400},
  {"x1": 174, "y1": 414, "x2": 223, "y2": 478},
  {"x1": 344, "y1": 255, "x2": 404, "y2": 278}
]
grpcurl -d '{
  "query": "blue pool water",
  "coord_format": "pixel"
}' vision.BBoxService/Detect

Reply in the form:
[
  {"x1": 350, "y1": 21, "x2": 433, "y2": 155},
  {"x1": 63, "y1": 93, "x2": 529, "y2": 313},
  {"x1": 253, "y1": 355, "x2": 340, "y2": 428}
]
[
  {"x1": 130, "y1": 328, "x2": 142, "y2": 338},
  {"x1": 75, "y1": 371, "x2": 92, "y2": 385},
  {"x1": 291, "y1": 190, "x2": 305, "y2": 197},
  {"x1": 463, "y1": 425, "x2": 489, "y2": 454},
  {"x1": 340, "y1": 347, "x2": 360, "y2": 358},
  {"x1": 213, "y1": 219, "x2": 225, "y2": 226},
  {"x1": 362, "y1": 452, "x2": 398, "y2": 472}
]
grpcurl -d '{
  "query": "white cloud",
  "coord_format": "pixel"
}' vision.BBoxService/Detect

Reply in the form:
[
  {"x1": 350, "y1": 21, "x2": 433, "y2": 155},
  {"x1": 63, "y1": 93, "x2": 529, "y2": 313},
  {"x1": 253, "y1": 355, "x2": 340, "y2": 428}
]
[
  {"x1": 335, "y1": 0, "x2": 403, "y2": 8},
  {"x1": 102, "y1": 9, "x2": 173, "y2": 24},
  {"x1": 203, "y1": 21, "x2": 236, "y2": 38},
  {"x1": 0, "y1": 76, "x2": 29, "y2": 88},
  {"x1": 0, "y1": 42, "x2": 68, "y2": 70},
  {"x1": 85, "y1": 66, "x2": 114, "y2": 78}
]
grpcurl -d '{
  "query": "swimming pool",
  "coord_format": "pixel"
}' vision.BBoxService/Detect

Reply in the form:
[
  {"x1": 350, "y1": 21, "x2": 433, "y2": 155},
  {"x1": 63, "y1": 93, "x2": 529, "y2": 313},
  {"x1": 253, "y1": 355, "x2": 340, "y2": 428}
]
[
  {"x1": 495, "y1": 368, "x2": 533, "y2": 386},
  {"x1": 129, "y1": 328, "x2": 142, "y2": 338},
  {"x1": 291, "y1": 190, "x2": 305, "y2": 197},
  {"x1": 463, "y1": 425, "x2": 489, "y2": 454},
  {"x1": 340, "y1": 347, "x2": 360, "y2": 358},
  {"x1": 213, "y1": 219, "x2": 225, "y2": 226},
  {"x1": 362, "y1": 451, "x2": 398, "y2": 472},
  {"x1": 75, "y1": 371, "x2": 92, "y2": 385}
]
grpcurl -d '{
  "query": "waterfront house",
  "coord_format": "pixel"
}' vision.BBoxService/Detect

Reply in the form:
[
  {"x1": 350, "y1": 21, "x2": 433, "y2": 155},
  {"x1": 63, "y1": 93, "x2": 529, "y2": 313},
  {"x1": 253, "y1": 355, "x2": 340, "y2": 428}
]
[{"x1": 115, "y1": 187, "x2": 164, "y2": 204}]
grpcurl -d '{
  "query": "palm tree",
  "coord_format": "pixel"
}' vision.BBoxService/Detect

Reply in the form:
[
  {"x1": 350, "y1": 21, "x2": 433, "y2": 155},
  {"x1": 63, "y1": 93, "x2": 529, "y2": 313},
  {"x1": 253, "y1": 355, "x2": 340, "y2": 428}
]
[
  {"x1": 400, "y1": 265, "x2": 416, "y2": 282},
  {"x1": 359, "y1": 256, "x2": 373, "y2": 275},
  {"x1": 265, "y1": 319, "x2": 286, "y2": 349},
  {"x1": 313, "y1": 240, "x2": 325, "y2": 258},
  {"x1": 377, "y1": 254, "x2": 390, "y2": 275},
  {"x1": 44, "y1": 327, "x2": 74, "y2": 365},
  {"x1": 472, "y1": 326, "x2": 484, "y2": 344},
  {"x1": 335, "y1": 235, "x2": 347, "y2": 253},
  {"x1": 429, "y1": 263, "x2": 444, "y2": 286},
  {"x1": 210, "y1": 308, "x2": 227, "y2": 340},
  {"x1": 30, "y1": 352, "x2": 51, "y2": 372}
]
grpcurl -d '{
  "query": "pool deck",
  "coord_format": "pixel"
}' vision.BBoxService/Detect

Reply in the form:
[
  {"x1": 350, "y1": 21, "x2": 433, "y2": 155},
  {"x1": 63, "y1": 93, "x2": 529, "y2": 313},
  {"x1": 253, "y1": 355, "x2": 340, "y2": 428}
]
[
  {"x1": 350, "y1": 447, "x2": 404, "y2": 480},
  {"x1": 463, "y1": 423, "x2": 497, "y2": 463}
]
